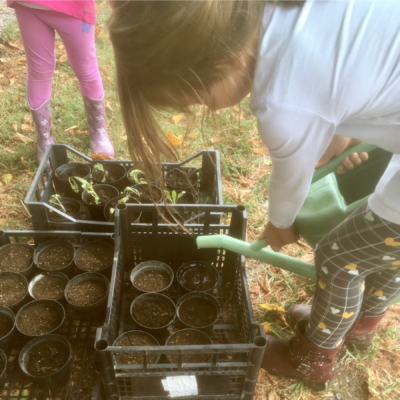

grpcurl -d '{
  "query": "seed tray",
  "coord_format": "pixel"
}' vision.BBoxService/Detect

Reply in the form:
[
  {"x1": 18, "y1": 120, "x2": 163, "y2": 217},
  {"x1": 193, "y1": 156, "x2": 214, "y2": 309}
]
[
  {"x1": 25, "y1": 144, "x2": 223, "y2": 232},
  {"x1": 95, "y1": 204, "x2": 266, "y2": 400},
  {"x1": 0, "y1": 230, "x2": 114, "y2": 400}
]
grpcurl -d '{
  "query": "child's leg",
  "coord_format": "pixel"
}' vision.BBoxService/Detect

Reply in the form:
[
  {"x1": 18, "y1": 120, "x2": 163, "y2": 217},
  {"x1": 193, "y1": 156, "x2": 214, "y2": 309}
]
[
  {"x1": 15, "y1": 4, "x2": 56, "y2": 109},
  {"x1": 307, "y1": 203, "x2": 400, "y2": 349}
]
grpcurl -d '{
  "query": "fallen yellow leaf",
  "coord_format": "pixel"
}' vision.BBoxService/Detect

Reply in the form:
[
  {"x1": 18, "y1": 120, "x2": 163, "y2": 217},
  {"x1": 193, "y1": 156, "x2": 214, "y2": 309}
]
[
  {"x1": 59, "y1": 54, "x2": 68, "y2": 62},
  {"x1": 259, "y1": 303, "x2": 285, "y2": 313},
  {"x1": 261, "y1": 321, "x2": 271, "y2": 333},
  {"x1": 233, "y1": 105, "x2": 239, "y2": 111},
  {"x1": 173, "y1": 114, "x2": 182, "y2": 125},
  {"x1": 54, "y1": 69, "x2": 60, "y2": 75},
  {"x1": 251, "y1": 148, "x2": 267, "y2": 156},
  {"x1": 23, "y1": 114, "x2": 32, "y2": 123},
  {"x1": 166, "y1": 131, "x2": 183, "y2": 147},
  {"x1": 12, "y1": 132, "x2": 34, "y2": 143},
  {"x1": 10, "y1": 78, "x2": 16, "y2": 86},
  {"x1": 2, "y1": 174, "x2": 12, "y2": 184},
  {"x1": 0, "y1": 58, "x2": 11, "y2": 63},
  {"x1": 0, "y1": 74, "x2": 3, "y2": 78},
  {"x1": 105, "y1": 101, "x2": 113, "y2": 111},
  {"x1": 12, "y1": 122, "x2": 18, "y2": 132},
  {"x1": 0, "y1": 219, "x2": 7, "y2": 227},
  {"x1": 107, "y1": 76, "x2": 113, "y2": 82},
  {"x1": 64, "y1": 125, "x2": 79, "y2": 132},
  {"x1": 21, "y1": 124, "x2": 33, "y2": 131},
  {"x1": 17, "y1": 59, "x2": 26, "y2": 66}
]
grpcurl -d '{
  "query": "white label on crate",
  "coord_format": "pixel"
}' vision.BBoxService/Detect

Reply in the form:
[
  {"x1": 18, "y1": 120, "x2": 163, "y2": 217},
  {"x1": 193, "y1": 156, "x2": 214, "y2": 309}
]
[{"x1": 161, "y1": 376, "x2": 198, "y2": 397}]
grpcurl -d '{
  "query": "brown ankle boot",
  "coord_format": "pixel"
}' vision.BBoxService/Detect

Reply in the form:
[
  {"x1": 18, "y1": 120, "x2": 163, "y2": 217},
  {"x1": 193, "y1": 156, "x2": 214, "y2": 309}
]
[
  {"x1": 287, "y1": 305, "x2": 386, "y2": 349},
  {"x1": 262, "y1": 321, "x2": 342, "y2": 388}
]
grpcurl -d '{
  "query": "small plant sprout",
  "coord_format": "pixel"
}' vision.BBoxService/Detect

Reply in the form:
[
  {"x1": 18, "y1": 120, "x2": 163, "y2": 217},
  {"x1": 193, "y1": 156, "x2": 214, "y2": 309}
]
[
  {"x1": 129, "y1": 169, "x2": 146, "y2": 184},
  {"x1": 69, "y1": 177, "x2": 101, "y2": 205},
  {"x1": 118, "y1": 187, "x2": 141, "y2": 204},
  {"x1": 164, "y1": 190, "x2": 185, "y2": 204},
  {"x1": 48, "y1": 194, "x2": 66, "y2": 213},
  {"x1": 93, "y1": 163, "x2": 108, "y2": 182}
]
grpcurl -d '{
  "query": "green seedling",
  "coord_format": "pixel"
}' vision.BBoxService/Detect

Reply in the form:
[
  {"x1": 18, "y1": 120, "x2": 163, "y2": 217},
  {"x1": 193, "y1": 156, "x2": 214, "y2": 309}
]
[
  {"x1": 109, "y1": 187, "x2": 141, "y2": 216},
  {"x1": 69, "y1": 177, "x2": 101, "y2": 205},
  {"x1": 164, "y1": 190, "x2": 185, "y2": 204},
  {"x1": 48, "y1": 194, "x2": 66, "y2": 213},
  {"x1": 93, "y1": 163, "x2": 108, "y2": 182},
  {"x1": 129, "y1": 169, "x2": 146, "y2": 184}
]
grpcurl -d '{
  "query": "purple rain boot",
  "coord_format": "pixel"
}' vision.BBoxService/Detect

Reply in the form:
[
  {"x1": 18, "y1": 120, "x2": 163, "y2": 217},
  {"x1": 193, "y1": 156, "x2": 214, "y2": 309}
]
[
  {"x1": 83, "y1": 94, "x2": 114, "y2": 158},
  {"x1": 30, "y1": 99, "x2": 55, "y2": 163}
]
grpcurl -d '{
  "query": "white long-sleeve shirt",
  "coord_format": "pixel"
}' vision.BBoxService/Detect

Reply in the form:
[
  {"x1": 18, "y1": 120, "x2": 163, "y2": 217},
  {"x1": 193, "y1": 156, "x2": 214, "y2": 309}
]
[{"x1": 250, "y1": 1, "x2": 400, "y2": 228}]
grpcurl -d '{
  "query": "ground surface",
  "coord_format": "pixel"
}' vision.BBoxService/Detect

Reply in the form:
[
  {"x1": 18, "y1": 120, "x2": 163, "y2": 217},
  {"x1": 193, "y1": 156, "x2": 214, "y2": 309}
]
[{"x1": 0, "y1": 3, "x2": 399, "y2": 400}]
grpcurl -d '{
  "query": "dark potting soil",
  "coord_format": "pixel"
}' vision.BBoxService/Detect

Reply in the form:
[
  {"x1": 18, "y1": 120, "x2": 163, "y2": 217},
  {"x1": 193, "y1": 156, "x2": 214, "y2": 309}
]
[
  {"x1": 179, "y1": 298, "x2": 217, "y2": 327},
  {"x1": 93, "y1": 167, "x2": 121, "y2": 183},
  {"x1": 67, "y1": 280, "x2": 107, "y2": 306},
  {"x1": 133, "y1": 270, "x2": 170, "y2": 292},
  {"x1": 0, "y1": 315, "x2": 13, "y2": 338},
  {"x1": 57, "y1": 165, "x2": 89, "y2": 181},
  {"x1": 37, "y1": 245, "x2": 73, "y2": 271},
  {"x1": 114, "y1": 333, "x2": 158, "y2": 365},
  {"x1": 131, "y1": 300, "x2": 175, "y2": 328},
  {"x1": 32, "y1": 276, "x2": 66, "y2": 300},
  {"x1": 18, "y1": 305, "x2": 62, "y2": 336},
  {"x1": 180, "y1": 267, "x2": 216, "y2": 291},
  {"x1": 26, "y1": 341, "x2": 69, "y2": 376},
  {"x1": 76, "y1": 243, "x2": 113, "y2": 272},
  {"x1": 105, "y1": 198, "x2": 141, "y2": 222},
  {"x1": 0, "y1": 276, "x2": 27, "y2": 307},
  {"x1": 0, "y1": 245, "x2": 33, "y2": 272},
  {"x1": 166, "y1": 169, "x2": 198, "y2": 190},
  {"x1": 133, "y1": 187, "x2": 162, "y2": 204},
  {"x1": 167, "y1": 330, "x2": 211, "y2": 363},
  {"x1": 48, "y1": 204, "x2": 79, "y2": 220},
  {"x1": 85, "y1": 188, "x2": 115, "y2": 206}
]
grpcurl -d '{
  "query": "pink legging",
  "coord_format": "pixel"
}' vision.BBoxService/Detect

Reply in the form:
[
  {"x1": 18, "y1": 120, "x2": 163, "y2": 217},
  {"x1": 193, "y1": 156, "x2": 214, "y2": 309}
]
[{"x1": 15, "y1": 4, "x2": 103, "y2": 109}]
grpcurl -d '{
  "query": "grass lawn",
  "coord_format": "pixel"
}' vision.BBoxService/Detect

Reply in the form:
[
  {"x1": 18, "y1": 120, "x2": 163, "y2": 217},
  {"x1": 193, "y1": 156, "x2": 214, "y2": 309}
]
[{"x1": 0, "y1": 2, "x2": 399, "y2": 399}]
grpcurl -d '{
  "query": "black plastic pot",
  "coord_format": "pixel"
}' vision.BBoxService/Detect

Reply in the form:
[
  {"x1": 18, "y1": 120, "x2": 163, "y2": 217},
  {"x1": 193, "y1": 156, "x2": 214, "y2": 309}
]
[
  {"x1": 165, "y1": 168, "x2": 200, "y2": 191},
  {"x1": 28, "y1": 272, "x2": 69, "y2": 302},
  {"x1": 176, "y1": 292, "x2": 220, "y2": 335},
  {"x1": 127, "y1": 168, "x2": 161, "y2": 186},
  {"x1": 176, "y1": 261, "x2": 220, "y2": 294},
  {"x1": 19, "y1": 334, "x2": 71, "y2": 385},
  {"x1": 81, "y1": 184, "x2": 119, "y2": 221},
  {"x1": 16, "y1": 299, "x2": 65, "y2": 339},
  {"x1": 131, "y1": 183, "x2": 162, "y2": 223},
  {"x1": 33, "y1": 240, "x2": 75, "y2": 276},
  {"x1": 74, "y1": 241, "x2": 114, "y2": 275},
  {"x1": 163, "y1": 191, "x2": 198, "y2": 224},
  {"x1": 92, "y1": 163, "x2": 126, "y2": 191},
  {"x1": 53, "y1": 162, "x2": 91, "y2": 199},
  {"x1": 0, "y1": 306, "x2": 15, "y2": 348},
  {"x1": 48, "y1": 197, "x2": 81, "y2": 221},
  {"x1": 0, "y1": 349, "x2": 7, "y2": 390},
  {"x1": 0, "y1": 272, "x2": 29, "y2": 311},
  {"x1": 65, "y1": 272, "x2": 109, "y2": 312},
  {"x1": 0, "y1": 243, "x2": 34, "y2": 278},
  {"x1": 130, "y1": 261, "x2": 174, "y2": 294},
  {"x1": 112, "y1": 330, "x2": 161, "y2": 365},
  {"x1": 104, "y1": 196, "x2": 141, "y2": 223}
]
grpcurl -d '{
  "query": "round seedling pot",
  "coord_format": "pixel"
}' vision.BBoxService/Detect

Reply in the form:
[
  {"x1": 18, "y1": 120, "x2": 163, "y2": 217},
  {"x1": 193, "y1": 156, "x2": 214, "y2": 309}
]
[
  {"x1": 19, "y1": 334, "x2": 71, "y2": 385},
  {"x1": 0, "y1": 306, "x2": 15, "y2": 348},
  {"x1": 130, "y1": 261, "x2": 174, "y2": 294},
  {"x1": 0, "y1": 243, "x2": 34, "y2": 277},
  {"x1": 163, "y1": 191, "x2": 198, "y2": 224},
  {"x1": 48, "y1": 197, "x2": 81, "y2": 221},
  {"x1": 176, "y1": 261, "x2": 220, "y2": 294},
  {"x1": 104, "y1": 196, "x2": 142, "y2": 223},
  {"x1": 165, "y1": 329, "x2": 212, "y2": 364},
  {"x1": 28, "y1": 272, "x2": 69, "y2": 302},
  {"x1": 16, "y1": 300, "x2": 65, "y2": 338},
  {"x1": 130, "y1": 293, "x2": 176, "y2": 334},
  {"x1": 82, "y1": 184, "x2": 119, "y2": 221},
  {"x1": 0, "y1": 349, "x2": 7, "y2": 390},
  {"x1": 0, "y1": 272, "x2": 29, "y2": 311},
  {"x1": 53, "y1": 162, "x2": 91, "y2": 199},
  {"x1": 126, "y1": 168, "x2": 147, "y2": 186},
  {"x1": 131, "y1": 184, "x2": 163, "y2": 204},
  {"x1": 65, "y1": 272, "x2": 109, "y2": 312},
  {"x1": 92, "y1": 163, "x2": 126, "y2": 190},
  {"x1": 74, "y1": 241, "x2": 114, "y2": 275},
  {"x1": 33, "y1": 240, "x2": 75, "y2": 276},
  {"x1": 165, "y1": 168, "x2": 200, "y2": 191},
  {"x1": 176, "y1": 292, "x2": 220, "y2": 335},
  {"x1": 113, "y1": 330, "x2": 160, "y2": 365}
]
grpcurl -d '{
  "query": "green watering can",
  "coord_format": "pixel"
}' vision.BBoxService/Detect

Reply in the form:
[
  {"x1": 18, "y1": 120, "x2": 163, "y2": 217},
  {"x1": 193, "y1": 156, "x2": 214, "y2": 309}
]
[{"x1": 197, "y1": 143, "x2": 400, "y2": 304}]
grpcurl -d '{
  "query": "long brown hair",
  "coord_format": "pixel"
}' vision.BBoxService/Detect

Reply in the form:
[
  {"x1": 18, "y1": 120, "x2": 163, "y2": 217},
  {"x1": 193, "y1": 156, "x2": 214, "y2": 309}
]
[{"x1": 109, "y1": 1, "x2": 266, "y2": 182}]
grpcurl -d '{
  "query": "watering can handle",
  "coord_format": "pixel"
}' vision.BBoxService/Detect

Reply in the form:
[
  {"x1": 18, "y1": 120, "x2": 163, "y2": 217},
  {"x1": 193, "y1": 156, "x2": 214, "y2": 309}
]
[{"x1": 249, "y1": 238, "x2": 268, "y2": 251}]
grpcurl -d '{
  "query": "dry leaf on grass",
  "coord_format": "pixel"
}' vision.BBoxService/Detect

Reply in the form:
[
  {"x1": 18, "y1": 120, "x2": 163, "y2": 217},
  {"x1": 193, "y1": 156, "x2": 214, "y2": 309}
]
[
  {"x1": 21, "y1": 124, "x2": 33, "y2": 131},
  {"x1": 0, "y1": 219, "x2": 8, "y2": 226},
  {"x1": 166, "y1": 131, "x2": 182, "y2": 147},
  {"x1": 267, "y1": 391, "x2": 281, "y2": 400},
  {"x1": 0, "y1": 58, "x2": 11, "y2": 63},
  {"x1": 259, "y1": 303, "x2": 285, "y2": 312},
  {"x1": 105, "y1": 101, "x2": 113, "y2": 111},
  {"x1": 252, "y1": 148, "x2": 267, "y2": 156},
  {"x1": 17, "y1": 59, "x2": 26, "y2": 66},
  {"x1": 12, "y1": 133, "x2": 34, "y2": 143},
  {"x1": 64, "y1": 125, "x2": 78, "y2": 132},
  {"x1": 209, "y1": 137, "x2": 225, "y2": 144},
  {"x1": 107, "y1": 77, "x2": 113, "y2": 82},
  {"x1": 260, "y1": 321, "x2": 271, "y2": 333},
  {"x1": 172, "y1": 114, "x2": 182, "y2": 125},
  {"x1": 2, "y1": 174, "x2": 12, "y2": 184},
  {"x1": 9, "y1": 78, "x2": 16, "y2": 86},
  {"x1": 59, "y1": 54, "x2": 68, "y2": 62},
  {"x1": 91, "y1": 152, "x2": 113, "y2": 160},
  {"x1": 23, "y1": 114, "x2": 32, "y2": 123},
  {"x1": 8, "y1": 40, "x2": 24, "y2": 51}
]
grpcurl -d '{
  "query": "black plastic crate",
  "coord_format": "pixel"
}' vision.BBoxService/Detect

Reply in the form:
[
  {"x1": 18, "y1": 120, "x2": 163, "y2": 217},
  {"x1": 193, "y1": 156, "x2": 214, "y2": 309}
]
[
  {"x1": 95, "y1": 204, "x2": 266, "y2": 400},
  {"x1": 0, "y1": 230, "x2": 114, "y2": 400},
  {"x1": 24, "y1": 144, "x2": 223, "y2": 232}
]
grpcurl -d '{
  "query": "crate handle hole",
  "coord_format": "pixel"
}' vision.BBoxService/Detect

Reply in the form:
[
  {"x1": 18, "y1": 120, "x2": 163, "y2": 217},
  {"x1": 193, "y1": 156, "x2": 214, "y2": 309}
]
[
  {"x1": 235, "y1": 205, "x2": 246, "y2": 212},
  {"x1": 117, "y1": 204, "x2": 127, "y2": 210},
  {"x1": 253, "y1": 336, "x2": 267, "y2": 348},
  {"x1": 95, "y1": 339, "x2": 109, "y2": 351}
]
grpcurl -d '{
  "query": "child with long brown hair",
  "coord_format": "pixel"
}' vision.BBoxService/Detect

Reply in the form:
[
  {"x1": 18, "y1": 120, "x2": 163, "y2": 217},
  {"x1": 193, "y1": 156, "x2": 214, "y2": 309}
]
[{"x1": 108, "y1": 1, "x2": 400, "y2": 387}]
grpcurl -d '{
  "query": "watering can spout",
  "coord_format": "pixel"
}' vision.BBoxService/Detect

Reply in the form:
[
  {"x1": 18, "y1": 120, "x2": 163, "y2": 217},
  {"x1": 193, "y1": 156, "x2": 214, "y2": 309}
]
[{"x1": 196, "y1": 234, "x2": 316, "y2": 280}]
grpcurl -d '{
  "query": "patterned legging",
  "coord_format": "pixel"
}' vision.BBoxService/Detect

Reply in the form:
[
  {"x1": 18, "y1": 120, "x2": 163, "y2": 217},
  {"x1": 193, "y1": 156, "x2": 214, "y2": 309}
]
[{"x1": 306, "y1": 202, "x2": 400, "y2": 349}]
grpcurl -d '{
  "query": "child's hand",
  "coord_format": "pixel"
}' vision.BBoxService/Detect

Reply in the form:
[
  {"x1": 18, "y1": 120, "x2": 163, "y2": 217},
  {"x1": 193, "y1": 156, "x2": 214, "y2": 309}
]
[{"x1": 258, "y1": 221, "x2": 299, "y2": 252}]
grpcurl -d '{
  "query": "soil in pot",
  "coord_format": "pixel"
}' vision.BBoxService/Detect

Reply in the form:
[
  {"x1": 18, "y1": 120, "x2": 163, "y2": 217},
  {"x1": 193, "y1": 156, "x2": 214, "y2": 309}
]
[
  {"x1": 0, "y1": 245, "x2": 33, "y2": 273},
  {"x1": 92, "y1": 165, "x2": 123, "y2": 184},
  {"x1": 57, "y1": 165, "x2": 89, "y2": 181},
  {"x1": 131, "y1": 300, "x2": 174, "y2": 328},
  {"x1": 167, "y1": 330, "x2": 211, "y2": 363},
  {"x1": 133, "y1": 186, "x2": 162, "y2": 203},
  {"x1": 114, "y1": 332, "x2": 158, "y2": 365},
  {"x1": 38, "y1": 246, "x2": 73, "y2": 271},
  {"x1": 67, "y1": 281, "x2": 107, "y2": 307},
  {"x1": 32, "y1": 277, "x2": 66, "y2": 300},
  {"x1": 76, "y1": 244, "x2": 113, "y2": 272},
  {"x1": 179, "y1": 298, "x2": 217, "y2": 327},
  {"x1": 48, "y1": 203, "x2": 79, "y2": 220},
  {"x1": 0, "y1": 275, "x2": 27, "y2": 307},
  {"x1": 26, "y1": 340, "x2": 69, "y2": 376},
  {"x1": 18, "y1": 305, "x2": 62, "y2": 336},
  {"x1": 133, "y1": 270, "x2": 170, "y2": 293},
  {"x1": 166, "y1": 169, "x2": 198, "y2": 190},
  {"x1": 0, "y1": 314, "x2": 13, "y2": 339},
  {"x1": 84, "y1": 187, "x2": 115, "y2": 206},
  {"x1": 179, "y1": 267, "x2": 216, "y2": 292}
]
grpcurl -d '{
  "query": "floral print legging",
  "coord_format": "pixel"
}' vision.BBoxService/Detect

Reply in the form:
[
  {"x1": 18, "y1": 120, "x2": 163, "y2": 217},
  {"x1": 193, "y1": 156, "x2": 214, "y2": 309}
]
[{"x1": 306, "y1": 202, "x2": 400, "y2": 349}]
